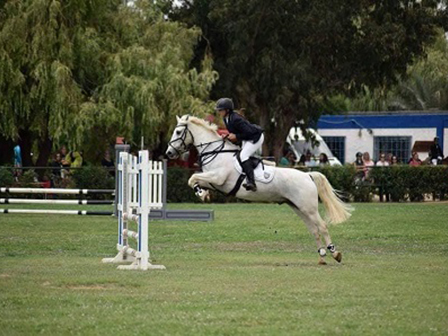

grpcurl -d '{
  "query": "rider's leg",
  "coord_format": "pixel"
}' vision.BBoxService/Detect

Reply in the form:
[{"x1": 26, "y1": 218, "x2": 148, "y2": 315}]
[{"x1": 240, "y1": 134, "x2": 264, "y2": 191}]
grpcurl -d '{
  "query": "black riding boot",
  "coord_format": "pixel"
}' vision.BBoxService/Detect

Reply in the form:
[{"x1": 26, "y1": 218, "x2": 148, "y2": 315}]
[{"x1": 242, "y1": 160, "x2": 257, "y2": 192}]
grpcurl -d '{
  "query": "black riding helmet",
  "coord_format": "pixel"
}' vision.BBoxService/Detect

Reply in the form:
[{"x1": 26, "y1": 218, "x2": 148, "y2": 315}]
[{"x1": 215, "y1": 98, "x2": 234, "y2": 111}]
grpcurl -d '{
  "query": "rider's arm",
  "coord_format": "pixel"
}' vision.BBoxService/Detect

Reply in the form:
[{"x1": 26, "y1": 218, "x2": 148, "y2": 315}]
[{"x1": 233, "y1": 115, "x2": 257, "y2": 141}]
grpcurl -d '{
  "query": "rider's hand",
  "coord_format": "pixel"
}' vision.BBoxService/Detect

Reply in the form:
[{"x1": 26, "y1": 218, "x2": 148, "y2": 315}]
[{"x1": 227, "y1": 133, "x2": 237, "y2": 142}]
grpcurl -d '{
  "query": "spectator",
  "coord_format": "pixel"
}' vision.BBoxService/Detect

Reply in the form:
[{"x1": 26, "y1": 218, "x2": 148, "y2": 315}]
[
  {"x1": 362, "y1": 152, "x2": 374, "y2": 179},
  {"x1": 429, "y1": 137, "x2": 443, "y2": 165},
  {"x1": 391, "y1": 156, "x2": 399, "y2": 165},
  {"x1": 386, "y1": 152, "x2": 393, "y2": 164},
  {"x1": 279, "y1": 148, "x2": 291, "y2": 167},
  {"x1": 101, "y1": 150, "x2": 115, "y2": 176},
  {"x1": 50, "y1": 152, "x2": 63, "y2": 176},
  {"x1": 319, "y1": 153, "x2": 330, "y2": 166},
  {"x1": 376, "y1": 153, "x2": 389, "y2": 166},
  {"x1": 304, "y1": 150, "x2": 317, "y2": 167},
  {"x1": 297, "y1": 154, "x2": 306, "y2": 166},
  {"x1": 65, "y1": 150, "x2": 83, "y2": 168},
  {"x1": 353, "y1": 152, "x2": 364, "y2": 180},
  {"x1": 408, "y1": 152, "x2": 422, "y2": 166},
  {"x1": 13, "y1": 144, "x2": 22, "y2": 181}
]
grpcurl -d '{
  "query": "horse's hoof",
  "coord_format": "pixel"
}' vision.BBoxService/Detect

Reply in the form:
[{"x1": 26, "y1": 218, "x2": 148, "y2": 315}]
[
  {"x1": 332, "y1": 251, "x2": 342, "y2": 263},
  {"x1": 318, "y1": 259, "x2": 327, "y2": 265}
]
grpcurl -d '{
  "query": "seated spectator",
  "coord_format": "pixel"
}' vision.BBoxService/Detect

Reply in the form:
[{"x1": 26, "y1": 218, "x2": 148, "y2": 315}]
[
  {"x1": 376, "y1": 153, "x2": 389, "y2": 166},
  {"x1": 319, "y1": 153, "x2": 330, "y2": 166},
  {"x1": 391, "y1": 156, "x2": 399, "y2": 165},
  {"x1": 408, "y1": 152, "x2": 422, "y2": 166},
  {"x1": 297, "y1": 154, "x2": 306, "y2": 166}
]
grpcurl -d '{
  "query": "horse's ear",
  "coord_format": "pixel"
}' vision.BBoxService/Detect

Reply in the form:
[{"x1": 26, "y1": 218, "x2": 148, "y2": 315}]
[
  {"x1": 186, "y1": 115, "x2": 190, "y2": 121},
  {"x1": 176, "y1": 115, "x2": 180, "y2": 122}
]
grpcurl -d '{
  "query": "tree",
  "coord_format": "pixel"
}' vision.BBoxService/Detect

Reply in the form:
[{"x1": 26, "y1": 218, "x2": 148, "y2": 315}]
[
  {"x1": 322, "y1": 31, "x2": 448, "y2": 112},
  {"x1": 0, "y1": 0, "x2": 217, "y2": 166},
  {"x1": 171, "y1": 0, "x2": 447, "y2": 159}
]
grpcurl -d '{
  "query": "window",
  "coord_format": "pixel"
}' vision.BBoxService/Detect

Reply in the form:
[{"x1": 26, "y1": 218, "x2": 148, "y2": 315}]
[
  {"x1": 322, "y1": 136, "x2": 345, "y2": 164},
  {"x1": 373, "y1": 136, "x2": 411, "y2": 163}
]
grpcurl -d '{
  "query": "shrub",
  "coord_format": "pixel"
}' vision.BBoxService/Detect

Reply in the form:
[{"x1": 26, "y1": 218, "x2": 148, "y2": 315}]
[
  {"x1": 72, "y1": 166, "x2": 115, "y2": 198},
  {"x1": 0, "y1": 167, "x2": 14, "y2": 187},
  {"x1": 164, "y1": 165, "x2": 448, "y2": 203}
]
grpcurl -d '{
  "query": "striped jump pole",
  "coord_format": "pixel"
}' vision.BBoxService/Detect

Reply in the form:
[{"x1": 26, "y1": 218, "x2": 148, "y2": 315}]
[
  {"x1": 0, "y1": 209, "x2": 113, "y2": 216},
  {"x1": 102, "y1": 150, "x2": 165, "y2": 271},
  {"x1": 0, "y1": 198, "x2": 113, "y2": 205},
  {"x1": 0, "y1": 187, "x2": 114, "y2": 195}
]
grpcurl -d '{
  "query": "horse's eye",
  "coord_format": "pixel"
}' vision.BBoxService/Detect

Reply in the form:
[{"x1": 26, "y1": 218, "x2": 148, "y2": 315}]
[{"x1": 176, "y1": 130, "x2": 181, "y2": 135}]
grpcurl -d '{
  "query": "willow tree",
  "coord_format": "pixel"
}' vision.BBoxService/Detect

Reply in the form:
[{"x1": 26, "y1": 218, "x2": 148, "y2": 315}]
[{"x1": 0, "y1": 0, "x2": 217, "y2": 166}]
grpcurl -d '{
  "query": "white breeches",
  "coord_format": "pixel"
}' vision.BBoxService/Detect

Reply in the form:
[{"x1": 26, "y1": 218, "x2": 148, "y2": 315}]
[{"x1": 240, "y1": 134, "x2": 264, "y2": 162}]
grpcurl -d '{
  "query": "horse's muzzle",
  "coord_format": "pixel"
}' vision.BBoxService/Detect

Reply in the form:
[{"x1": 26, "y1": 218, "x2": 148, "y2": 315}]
[{"x1": 165, "y1": 147, "x2": 178, "y2": 159}]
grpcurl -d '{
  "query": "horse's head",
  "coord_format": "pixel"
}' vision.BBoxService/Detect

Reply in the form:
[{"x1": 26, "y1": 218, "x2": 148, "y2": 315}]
[{"x1": 166, "y1": 115, "x2": 194, "y2": 159}]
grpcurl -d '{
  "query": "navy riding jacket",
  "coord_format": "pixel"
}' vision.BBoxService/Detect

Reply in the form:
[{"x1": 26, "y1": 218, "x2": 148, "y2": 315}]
[{"x1": 224, "y1": 111, "x2": 263, "y2": 143}]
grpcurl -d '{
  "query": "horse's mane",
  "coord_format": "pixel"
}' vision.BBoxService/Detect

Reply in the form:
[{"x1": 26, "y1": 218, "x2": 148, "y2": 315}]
[{"x1": 185, "y1": 116, "x2": 219, "y2": 134}]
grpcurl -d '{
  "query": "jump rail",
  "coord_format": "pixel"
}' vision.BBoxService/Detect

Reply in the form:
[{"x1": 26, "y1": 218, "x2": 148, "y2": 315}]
[
  {"x1": 0, "y1": 209, "x2": 113, "y2": 216},
  {"x1": 0, "y1": 187, "x2": 114, "y2": 195},
  {"x1": 0, "y1": 199, "x2": 113, "y2": 205}
]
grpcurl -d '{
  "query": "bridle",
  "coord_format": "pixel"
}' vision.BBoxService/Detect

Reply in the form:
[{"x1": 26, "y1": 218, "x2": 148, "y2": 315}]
[
  {"x1": 168, "y1": 122, "x2": 238, "y2": 167},
  {"x1": 167, "y1": 124, "x2": 195, "y2": 157}
]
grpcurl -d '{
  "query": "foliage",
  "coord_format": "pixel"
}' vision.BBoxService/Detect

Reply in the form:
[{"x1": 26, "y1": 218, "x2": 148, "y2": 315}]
[
  {"x1": 71, "y1": 166, "x2": 115, "y2": 191},
  {"x1": 0, "y1": 167, "x2": 14, "y2": 187},
  {"x1": 168, "y1": 165, "x2": 448, "y2": 203},
  {"x1": 370, "y1": 165, "x2": 448, "y2": 201},
  {"x1": 167, "y1": 167, "x2": 230, "y2": 203},
  {"x1": 323, "y1": 30, "x2": 448, "y2": 112},
  {"x1": 172, "y1": 0, "x2": 447, "y2": 159},
  {"x1": 0, "y1": 0, "x2": 217, "y2": 166}
]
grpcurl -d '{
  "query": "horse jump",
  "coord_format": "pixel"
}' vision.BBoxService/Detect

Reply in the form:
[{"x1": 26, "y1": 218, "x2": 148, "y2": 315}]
[
  {"x1": 102, "y1": 150, "x2": 165, "y2": 271},
  {"x1": 0, "y1": 187, "x2": 114, "y2": 215}
]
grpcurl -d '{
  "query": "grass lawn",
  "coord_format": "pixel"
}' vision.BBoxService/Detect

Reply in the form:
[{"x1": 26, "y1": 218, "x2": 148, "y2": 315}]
[{"x1": 0, "y1": 202, "x2": 447, "y2": 335}]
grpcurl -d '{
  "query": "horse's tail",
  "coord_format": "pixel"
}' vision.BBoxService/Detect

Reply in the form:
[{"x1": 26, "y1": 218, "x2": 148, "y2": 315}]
[{"x1": 308, "y1": 172, "x2": 353, "y2": 225}]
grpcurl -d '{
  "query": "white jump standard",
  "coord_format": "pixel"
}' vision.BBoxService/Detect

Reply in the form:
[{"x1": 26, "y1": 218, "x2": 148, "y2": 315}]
[{"x1": 102, "y1": 150, "x2": 165, "y2": 271}]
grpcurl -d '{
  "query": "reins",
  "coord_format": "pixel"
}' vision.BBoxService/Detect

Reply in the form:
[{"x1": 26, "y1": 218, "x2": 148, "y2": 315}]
[{"x1": 168, "y1": 123, "x2": 238, "y2": 168}]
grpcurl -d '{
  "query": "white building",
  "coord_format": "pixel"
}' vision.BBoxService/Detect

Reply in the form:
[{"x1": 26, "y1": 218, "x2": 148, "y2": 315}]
[{"x1": 316, "y1": 111, "x2": 448, "y2": 164}]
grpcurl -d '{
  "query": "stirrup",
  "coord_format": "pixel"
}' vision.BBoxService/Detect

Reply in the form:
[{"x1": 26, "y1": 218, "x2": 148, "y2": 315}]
[{"x1": 243, "y1": 182, "x2": 257, "y2": 192}]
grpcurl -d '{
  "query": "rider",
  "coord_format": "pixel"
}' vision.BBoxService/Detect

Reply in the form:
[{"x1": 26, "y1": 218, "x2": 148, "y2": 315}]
[{"x1": 216, "y1": 98, "x2": 264, "y2": 192}]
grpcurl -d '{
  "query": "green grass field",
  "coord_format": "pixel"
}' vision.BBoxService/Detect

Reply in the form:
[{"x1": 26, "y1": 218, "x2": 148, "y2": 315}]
[{"x1": 1, "y1": 202, "x2": 447, "y2": 335}]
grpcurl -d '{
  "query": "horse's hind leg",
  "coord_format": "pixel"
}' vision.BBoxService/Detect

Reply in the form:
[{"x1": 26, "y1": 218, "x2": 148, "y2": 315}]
[
  {"x1": 288, "y1": 204, "x2": 326, "y2": 265},
  {"x1": 289, "y1": 204, "x2": 342, "y2": 264}
]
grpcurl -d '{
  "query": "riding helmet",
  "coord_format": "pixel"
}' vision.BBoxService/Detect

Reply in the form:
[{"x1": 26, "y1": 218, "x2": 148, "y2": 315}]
[{"x1": 215, "y1": 98, "x2": 234, "y2": 111}]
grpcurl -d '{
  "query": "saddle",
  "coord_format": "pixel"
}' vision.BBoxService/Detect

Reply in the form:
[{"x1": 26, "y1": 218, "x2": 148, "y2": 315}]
[{"x1": 234, "y1": 153, "x2": 275, "y2": 184}]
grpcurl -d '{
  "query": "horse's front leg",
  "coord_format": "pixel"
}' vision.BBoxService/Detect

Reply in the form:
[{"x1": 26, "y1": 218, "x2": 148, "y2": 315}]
[{"x1": 188, "y1": 171, "x2": 227, "y2": 202}]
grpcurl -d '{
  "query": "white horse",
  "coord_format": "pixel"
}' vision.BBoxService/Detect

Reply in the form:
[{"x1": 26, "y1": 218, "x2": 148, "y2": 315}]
[{"x1": 166, "y1": 115, "x2": 353, "y2": 264}]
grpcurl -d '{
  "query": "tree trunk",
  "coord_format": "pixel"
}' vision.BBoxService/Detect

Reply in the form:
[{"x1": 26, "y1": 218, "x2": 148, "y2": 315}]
[
  {"x1": 18, "y1": 129, "x2": 33, "y2": 167},
  {"x1": 0, "y1": 135, "x2": 15, "y2": 165},
  {"x1": 36, "y1": 136, "x2": 53, "y2": 178}
]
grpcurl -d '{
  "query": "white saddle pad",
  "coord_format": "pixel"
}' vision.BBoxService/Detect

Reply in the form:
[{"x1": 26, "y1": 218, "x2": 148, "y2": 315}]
[{"x1": 234, "y1": 158, "x2": 275, "y2": 184}]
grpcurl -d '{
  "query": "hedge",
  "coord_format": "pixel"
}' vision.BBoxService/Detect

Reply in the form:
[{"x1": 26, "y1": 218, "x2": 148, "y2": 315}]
[
  {"x1": 1, "y1": 165, "x2": 447, "y2": 202},
  {"x1": 166, "y1": 165, "x2": 448, "y2": 203}
]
